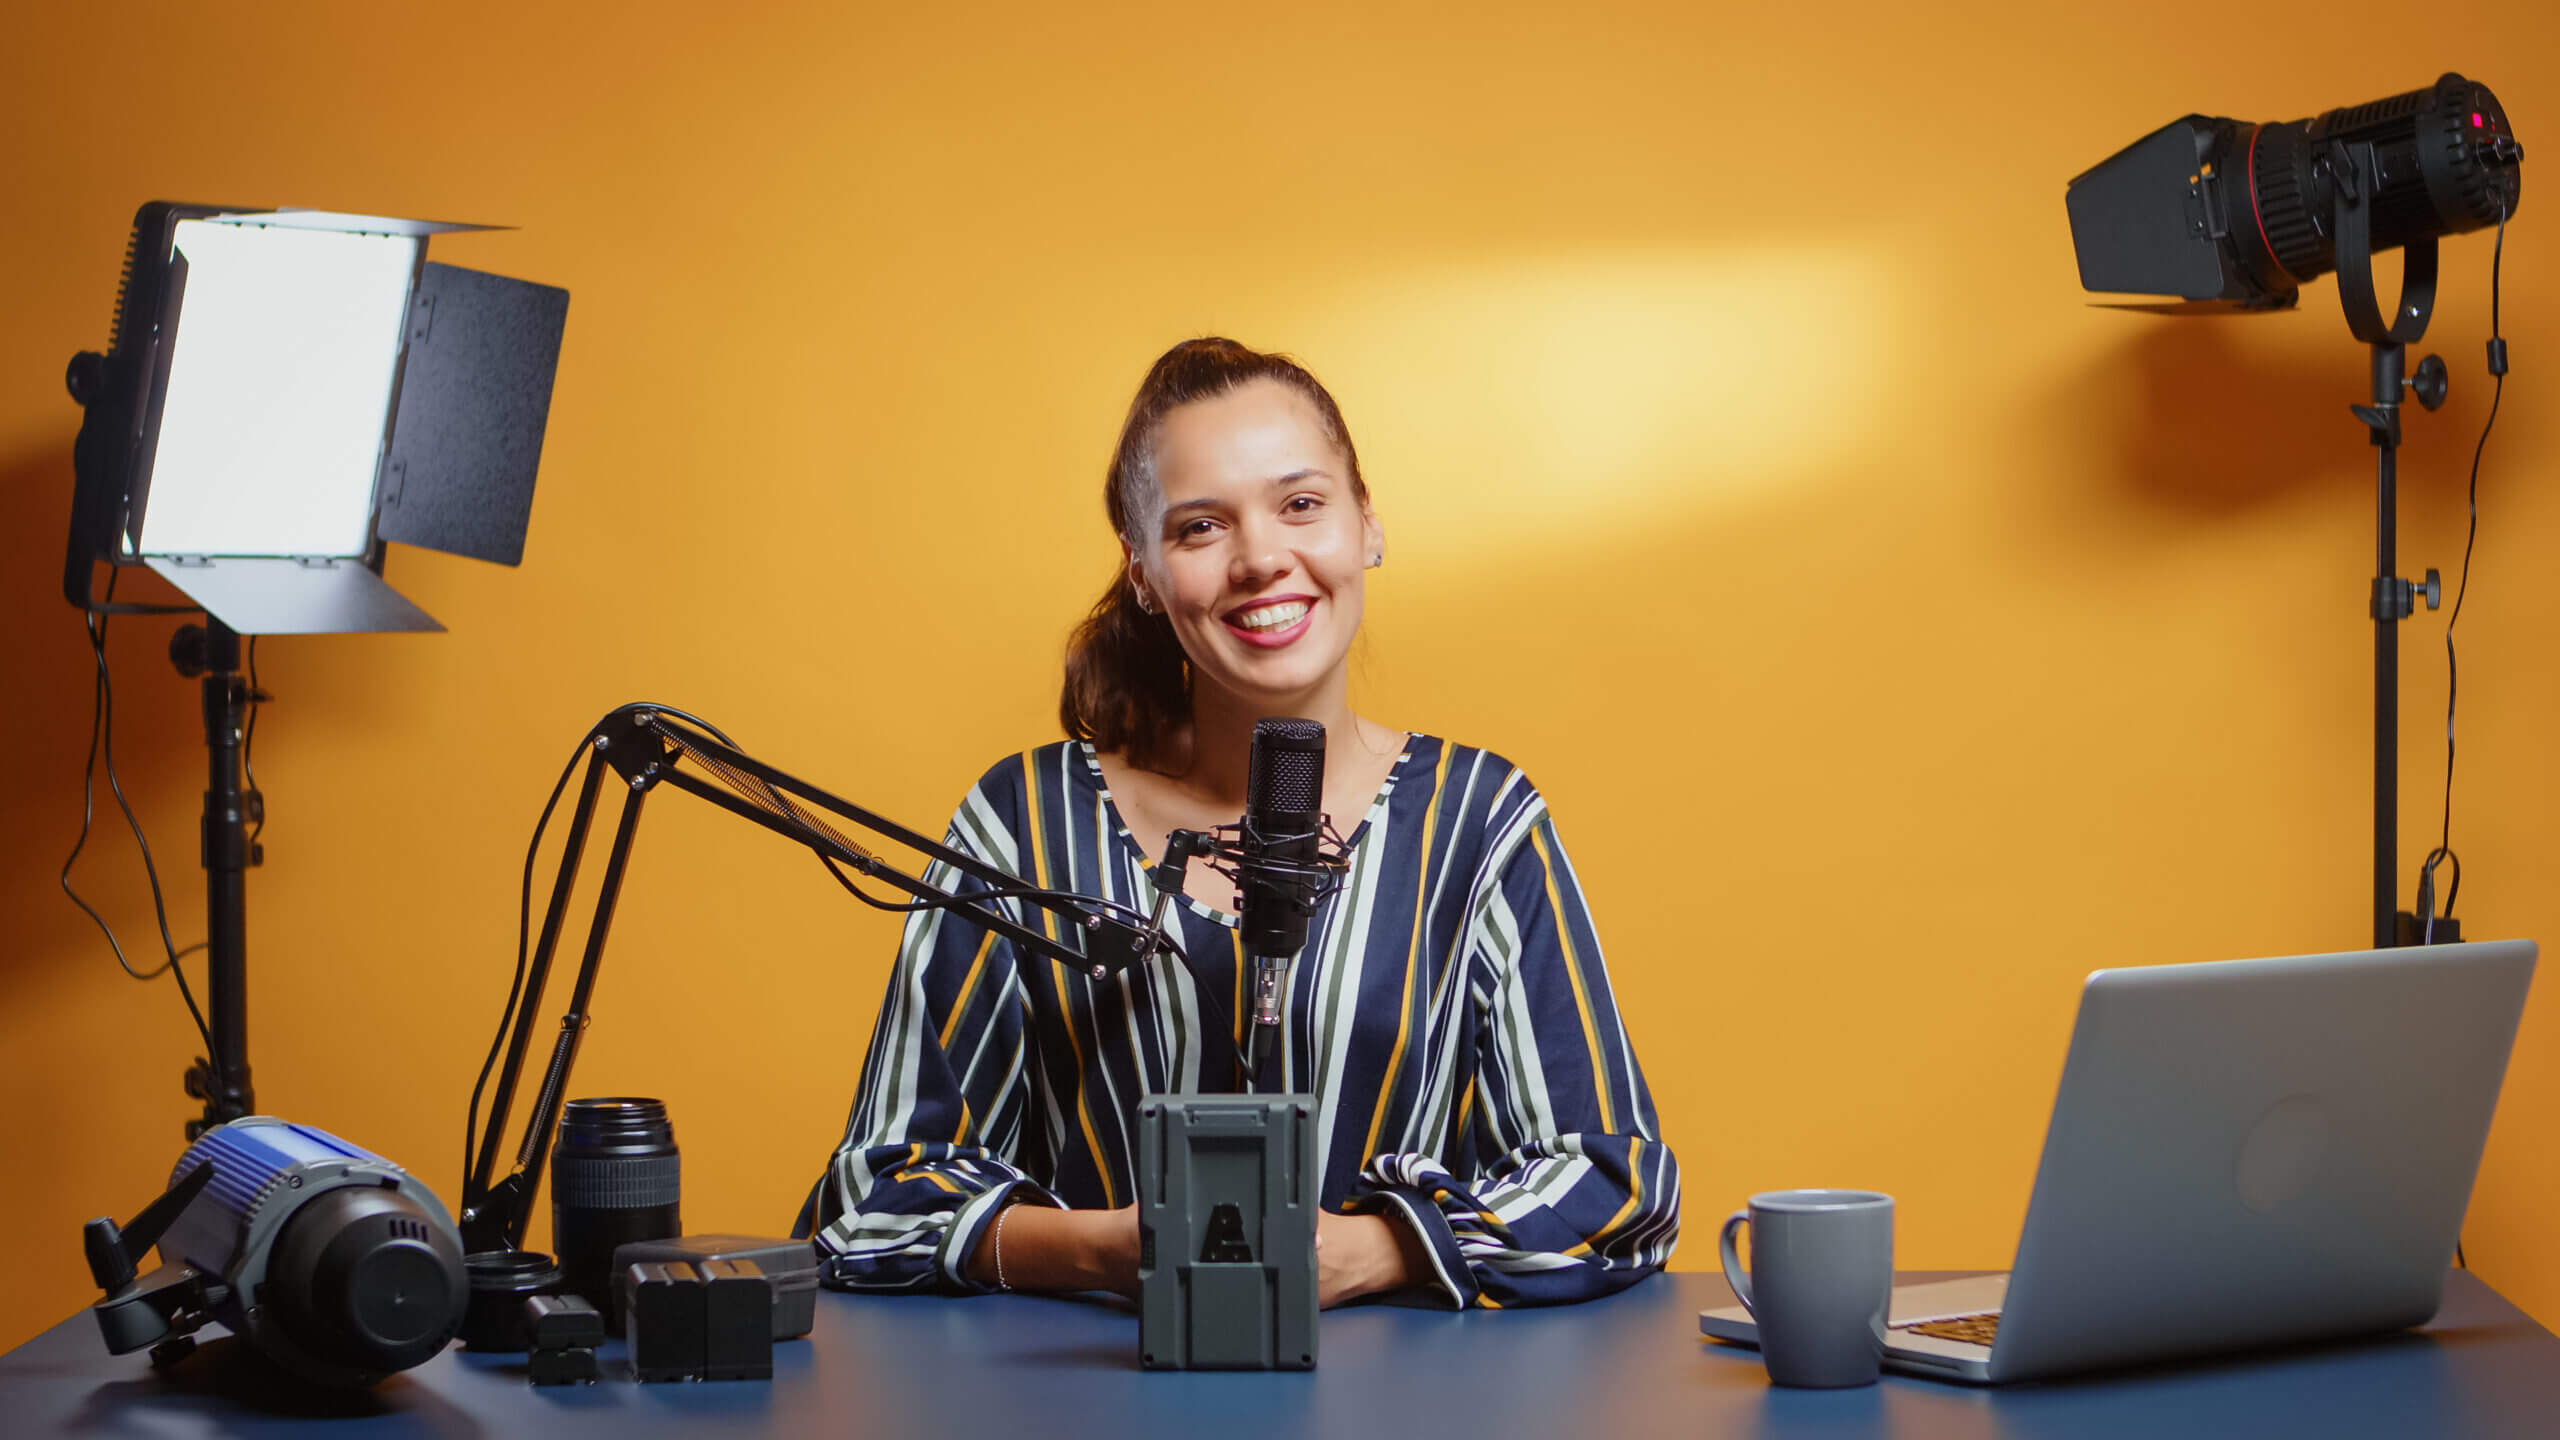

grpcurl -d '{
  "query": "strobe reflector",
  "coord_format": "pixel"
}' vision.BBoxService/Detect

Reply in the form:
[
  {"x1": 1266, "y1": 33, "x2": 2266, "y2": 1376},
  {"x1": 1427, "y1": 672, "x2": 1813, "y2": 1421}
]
[{"x1": 2067, "y1": 73, "x2": 2522, "y2": 312}]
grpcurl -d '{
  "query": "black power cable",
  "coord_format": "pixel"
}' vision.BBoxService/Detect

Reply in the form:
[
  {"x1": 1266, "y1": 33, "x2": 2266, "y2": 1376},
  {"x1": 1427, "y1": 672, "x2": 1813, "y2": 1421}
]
[
  {"x1": 463, "y1": 728, "x2": 590, "y2": 1189},
  {"x1": 244, "y1": 636, "x2": 266, "y2": 847},
  {"x1": 465, "y1": 706, "x2": 756, "y2": 1185},
  {"x1": 59, "y1": 567, "x2": 216, "y2": 1060},
  {"x1": 2427, "y1": 206, "x2": 2508, "y2": 1277},
  {"x1": 2419, "y1": 205, "x2": 2510, "y2": 953}
]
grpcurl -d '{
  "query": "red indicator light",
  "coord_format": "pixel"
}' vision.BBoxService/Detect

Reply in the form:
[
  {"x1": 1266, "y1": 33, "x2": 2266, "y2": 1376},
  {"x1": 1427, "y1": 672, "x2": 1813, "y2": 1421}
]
[{"x1": 2473, "y1": 112, "x2": 2484, "y2": 127}]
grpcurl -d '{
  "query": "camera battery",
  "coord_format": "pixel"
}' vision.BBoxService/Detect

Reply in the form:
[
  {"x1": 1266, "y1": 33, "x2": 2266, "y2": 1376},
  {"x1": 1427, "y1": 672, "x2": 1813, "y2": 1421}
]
[
  {"x1": 523, "y1": 1294, "x2": 602, "y2": 1387},
  {"x1": 624, "y1": 1262, "x2": 706, "y2": 1382},
  {"x1": 526, "y1": 1344, "x2": 599, "y2": 1386},
  {"x1": 700, "y1": 1259, "x2": 774, "y2": 1380},
  {"x1": 524, "y1": 1293, "x2": 604, "y2": 1351}
]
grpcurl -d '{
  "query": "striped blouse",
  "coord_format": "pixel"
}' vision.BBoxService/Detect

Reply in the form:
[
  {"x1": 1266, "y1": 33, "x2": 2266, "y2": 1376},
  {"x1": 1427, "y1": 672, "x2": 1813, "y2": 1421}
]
[{"x1": 813, "y1": 734, "x2": 1680, "y2": 1308}]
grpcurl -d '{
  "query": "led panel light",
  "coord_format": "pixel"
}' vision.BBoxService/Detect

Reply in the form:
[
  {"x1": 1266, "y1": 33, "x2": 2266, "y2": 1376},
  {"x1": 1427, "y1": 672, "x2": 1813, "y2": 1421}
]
[
  {"x1": 64, "y1": 201, "x2": 567, "y2": 635},
  {"x1": 135, "y1": 221, "x2": 420, "y2": 559}
]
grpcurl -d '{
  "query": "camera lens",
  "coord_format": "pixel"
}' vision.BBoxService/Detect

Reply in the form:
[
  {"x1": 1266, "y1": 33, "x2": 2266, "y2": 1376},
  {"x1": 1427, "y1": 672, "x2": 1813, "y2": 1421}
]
[{"x1": 552, "y1": 1097, "x2": 680, "y2": 1322}]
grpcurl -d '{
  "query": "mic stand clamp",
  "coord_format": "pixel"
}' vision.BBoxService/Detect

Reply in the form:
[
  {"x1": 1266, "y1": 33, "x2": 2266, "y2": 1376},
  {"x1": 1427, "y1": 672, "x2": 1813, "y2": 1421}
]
[{"x1": 1108, "y1": 829, "x2": 1218, "y2": 978}]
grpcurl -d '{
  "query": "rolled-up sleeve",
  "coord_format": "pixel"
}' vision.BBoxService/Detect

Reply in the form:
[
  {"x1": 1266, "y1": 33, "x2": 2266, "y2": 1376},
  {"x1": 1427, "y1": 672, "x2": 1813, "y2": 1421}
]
[
  {"x1": 814, "y1": 805, "x2": 1055, "y2": 1293},
  {"x1": 1350, "y1": 811, "x2": 1680, "y2": 1308}
]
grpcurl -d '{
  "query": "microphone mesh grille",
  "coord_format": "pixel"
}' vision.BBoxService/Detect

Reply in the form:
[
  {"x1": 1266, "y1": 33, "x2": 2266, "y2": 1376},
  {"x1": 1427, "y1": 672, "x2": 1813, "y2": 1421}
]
[
  {"x1": 1265, "y1": 748, "x2": 1321, "y2": 812},
  {"x1": 1249, "y1": 717, "x2": 1326, "y2": 814}
]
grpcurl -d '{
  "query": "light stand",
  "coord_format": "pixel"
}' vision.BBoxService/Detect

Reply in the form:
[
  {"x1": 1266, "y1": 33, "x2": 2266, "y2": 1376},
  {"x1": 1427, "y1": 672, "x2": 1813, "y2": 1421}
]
[
  {"x1": 171, "y1": 618, "x2": 260, "y2": 1133},
  {"x1": 62, "y1": 203, "x2": 570, "y2": 1138},
  {"x1": 458, "y1": 705, "x2": 1174, "y2": 1255},
  {"x1": 2328, "y1": 136, "x2": 2458, "y2": 949}
]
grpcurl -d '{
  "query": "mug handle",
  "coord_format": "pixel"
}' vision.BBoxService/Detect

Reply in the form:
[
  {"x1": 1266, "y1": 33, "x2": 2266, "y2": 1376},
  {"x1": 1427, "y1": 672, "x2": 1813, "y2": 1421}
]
[{"x1": 1718, "y1": 1209, "x2": 1755, "y2": 1315}]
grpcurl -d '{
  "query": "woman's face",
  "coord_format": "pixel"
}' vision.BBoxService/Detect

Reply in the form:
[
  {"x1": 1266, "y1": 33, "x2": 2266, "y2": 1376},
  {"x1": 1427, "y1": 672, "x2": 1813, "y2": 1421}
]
[{"x1": 1131, "y1": 377, "x2": 1383, "y2": 712}]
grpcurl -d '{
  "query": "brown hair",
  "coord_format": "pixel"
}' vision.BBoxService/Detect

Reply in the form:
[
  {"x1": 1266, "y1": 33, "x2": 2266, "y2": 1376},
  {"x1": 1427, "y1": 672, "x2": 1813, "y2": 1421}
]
[{"x1": 1059, "y1": 337, "x2": 1369, "y2": 771}]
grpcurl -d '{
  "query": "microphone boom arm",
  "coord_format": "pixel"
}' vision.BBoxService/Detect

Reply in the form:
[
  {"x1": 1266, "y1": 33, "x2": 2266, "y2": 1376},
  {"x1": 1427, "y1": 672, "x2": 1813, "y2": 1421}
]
[{"x1": 459, "y1": 704, "x2": 1170, "y2": 1254}]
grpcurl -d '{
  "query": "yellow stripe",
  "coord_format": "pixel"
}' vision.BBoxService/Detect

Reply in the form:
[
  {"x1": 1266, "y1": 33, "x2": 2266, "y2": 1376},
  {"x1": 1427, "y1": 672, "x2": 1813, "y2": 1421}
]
[
  {"x1": 1026, "y1": 750, "x2": 1117, "y2": 1205},
  {"x1": 1563, "y1": 1135, "x2": 1645, "y2": 1258},
  {"x1": 1230, "y1": 928, "x2": 1246, "y2": 1058},
  {"x1": 891, "y1": 1141, "x2": 963, "y2": 1195},
  {"x1": 1361, "y1": 741, "x2": 1455, "y2": 1161},
  {"x1": 1431, "y1": 1186, "x2": 1502, "y2": 1232},
  {"x1": 1020, "y1": 752, "x2": 1056, "y2": 946},
  {"x1": 1453, "y1": 1077, "x2": 1476, "y2": 1152},
  {"x1": 1531, "y1": 825, "x2": 1615, "y2": 1134},
  {"x1": 934, "y1": 892, "x2": 999, "y2": 1148},
  {"x1": 938, "y1": 929, "x2": 999, "y2": 1052}
]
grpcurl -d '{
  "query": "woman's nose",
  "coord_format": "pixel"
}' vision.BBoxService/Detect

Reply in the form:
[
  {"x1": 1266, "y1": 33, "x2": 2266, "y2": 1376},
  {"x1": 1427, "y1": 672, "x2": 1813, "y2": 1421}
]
[{"x1": 1228, "y1": 520, "x2": 1294, "y2": 587}]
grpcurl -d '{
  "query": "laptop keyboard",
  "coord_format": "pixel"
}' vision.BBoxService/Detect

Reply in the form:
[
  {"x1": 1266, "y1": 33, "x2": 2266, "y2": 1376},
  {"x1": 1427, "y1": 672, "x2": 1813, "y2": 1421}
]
[{"x1": 1896, "y1": 1312, "x2": 2000, "y2": 1347}]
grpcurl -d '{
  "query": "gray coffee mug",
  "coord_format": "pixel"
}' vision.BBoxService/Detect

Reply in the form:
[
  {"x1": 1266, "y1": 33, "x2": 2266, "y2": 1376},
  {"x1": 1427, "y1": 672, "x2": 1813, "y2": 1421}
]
[{"x1": 1718, "y1": 1189, "x2": 1894, "y2": 1388}]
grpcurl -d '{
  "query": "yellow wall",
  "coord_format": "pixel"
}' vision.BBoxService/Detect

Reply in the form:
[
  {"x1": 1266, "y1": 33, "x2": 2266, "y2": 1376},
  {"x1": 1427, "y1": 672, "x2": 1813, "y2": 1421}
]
[{"x1": 3, "y1": 1, "x2": 2554, "y2": 1351}]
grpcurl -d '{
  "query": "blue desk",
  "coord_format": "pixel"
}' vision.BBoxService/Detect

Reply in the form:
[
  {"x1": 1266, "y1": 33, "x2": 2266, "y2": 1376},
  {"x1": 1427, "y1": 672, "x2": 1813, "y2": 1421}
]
[{"x1": 4, "y1": 1270, "x2": 2552, "y2": 1437}]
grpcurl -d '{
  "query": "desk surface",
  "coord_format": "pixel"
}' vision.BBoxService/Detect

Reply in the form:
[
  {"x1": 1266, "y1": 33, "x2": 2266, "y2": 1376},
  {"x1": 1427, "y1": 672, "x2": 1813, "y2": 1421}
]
[{"x1": 4, "y1": 1270, "x2": 2554, "y2": 1438}]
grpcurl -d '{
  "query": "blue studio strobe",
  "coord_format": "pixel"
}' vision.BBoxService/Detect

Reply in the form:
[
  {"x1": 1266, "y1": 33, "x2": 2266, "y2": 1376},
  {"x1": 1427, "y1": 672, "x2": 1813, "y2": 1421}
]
[{"x1": 84, "y1": 1116, "x2": 468, "y2": 1386}]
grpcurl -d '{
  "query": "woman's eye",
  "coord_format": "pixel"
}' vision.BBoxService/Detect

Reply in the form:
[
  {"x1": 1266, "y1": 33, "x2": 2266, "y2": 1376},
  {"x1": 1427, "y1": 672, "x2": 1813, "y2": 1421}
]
[
  {"x1": 1178, "y1": 518, "x2": 1218, "y2": 540},
  {"x1": 1284, "y1": 495, "x2": 1322, "y2": 515}
]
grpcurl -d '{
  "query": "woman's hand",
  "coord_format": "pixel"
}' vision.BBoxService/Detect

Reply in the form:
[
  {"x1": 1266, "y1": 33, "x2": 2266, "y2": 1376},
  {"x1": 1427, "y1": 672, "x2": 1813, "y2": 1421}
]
[
  {"x1": 1085, "y1": 1205, "x2": 1142, "y2": 1296},
  {"x1": 1315, "y1": 1209, "x2": 1430, "y2": 1308},
  {"x1": 967, "y1": 1202, "x2": 1142, "y2": 1296}
]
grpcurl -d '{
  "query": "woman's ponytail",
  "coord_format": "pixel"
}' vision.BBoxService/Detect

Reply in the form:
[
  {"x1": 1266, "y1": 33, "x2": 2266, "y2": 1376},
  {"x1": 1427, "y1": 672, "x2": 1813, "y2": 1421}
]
[{"x1": 1059, "y1": 567, "x2": 1191, "y2": 771}]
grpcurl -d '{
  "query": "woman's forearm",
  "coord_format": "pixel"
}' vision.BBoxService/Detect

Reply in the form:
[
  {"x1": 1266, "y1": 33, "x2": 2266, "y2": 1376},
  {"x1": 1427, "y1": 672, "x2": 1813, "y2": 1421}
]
[
  {"x1": 965, "y1": 1202, "x2": 1139, "y2": 1294},
  {"x1": 964, "y1": 1201, "x2": 1434, "y2": 1307}
]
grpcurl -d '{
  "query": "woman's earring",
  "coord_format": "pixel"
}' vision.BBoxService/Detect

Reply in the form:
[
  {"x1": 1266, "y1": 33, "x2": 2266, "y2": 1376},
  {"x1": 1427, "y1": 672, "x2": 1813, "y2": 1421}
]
[
  {"x1": 1368, "y1": 549, "x2": 1384, "y2": 568},
  {"x1": 1132, "y1": 583, "x2": 1159, "y2": 614}
]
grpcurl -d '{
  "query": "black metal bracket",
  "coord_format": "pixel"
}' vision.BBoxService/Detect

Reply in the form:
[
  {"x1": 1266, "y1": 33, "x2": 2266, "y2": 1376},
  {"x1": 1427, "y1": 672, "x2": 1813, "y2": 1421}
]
[
  {"x1": 84, "y1": 1160, "x2": 222, "y2": 1358},
  {"x1": 2331, "y1": 140, "x2": 2440, "y2": 347}
]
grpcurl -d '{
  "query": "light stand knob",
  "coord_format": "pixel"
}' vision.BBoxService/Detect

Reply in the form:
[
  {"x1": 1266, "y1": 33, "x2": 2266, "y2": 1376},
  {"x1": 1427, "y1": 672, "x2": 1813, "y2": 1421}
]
[
  {"x1": 2408, "y1": 353, "x2": 2450, "y2": 411},
  {"x1": 169, "y1": 625, "x2": 209, "y2": 679},
  {"x1": 66, "y1": 350, "x2": 106, "y2": 406}
]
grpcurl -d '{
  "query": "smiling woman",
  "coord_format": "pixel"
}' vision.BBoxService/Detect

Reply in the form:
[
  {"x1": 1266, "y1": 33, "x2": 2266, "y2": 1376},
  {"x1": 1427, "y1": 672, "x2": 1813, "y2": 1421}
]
[{"x1": 811, "y1": 338, "x2": 1680, "y2": 1310}]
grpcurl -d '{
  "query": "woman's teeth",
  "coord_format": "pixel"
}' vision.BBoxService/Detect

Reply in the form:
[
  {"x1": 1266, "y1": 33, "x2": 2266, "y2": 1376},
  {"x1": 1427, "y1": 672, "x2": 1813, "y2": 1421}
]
[{"x1": 1232, "y1": 600, "x2": 1310, "y2": 632}]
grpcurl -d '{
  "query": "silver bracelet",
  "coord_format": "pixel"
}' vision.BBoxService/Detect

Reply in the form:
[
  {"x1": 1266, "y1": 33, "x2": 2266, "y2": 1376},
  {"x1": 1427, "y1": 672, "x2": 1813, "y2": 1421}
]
[{"x1": 992, "y1": 1203, "x2": 1016, "y2": 1291}]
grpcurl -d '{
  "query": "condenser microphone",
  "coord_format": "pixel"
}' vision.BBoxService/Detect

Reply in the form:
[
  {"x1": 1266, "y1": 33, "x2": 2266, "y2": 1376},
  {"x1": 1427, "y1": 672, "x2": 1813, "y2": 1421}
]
[{"x1": 1240, "y1": 717, "x2": 1326, "y2": 1082}]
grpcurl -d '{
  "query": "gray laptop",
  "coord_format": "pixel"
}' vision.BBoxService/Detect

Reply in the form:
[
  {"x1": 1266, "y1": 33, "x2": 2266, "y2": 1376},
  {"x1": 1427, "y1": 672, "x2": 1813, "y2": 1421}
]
[{"x1": 1700, "y1": 940, "x2": 2536, "y2": 1384}]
